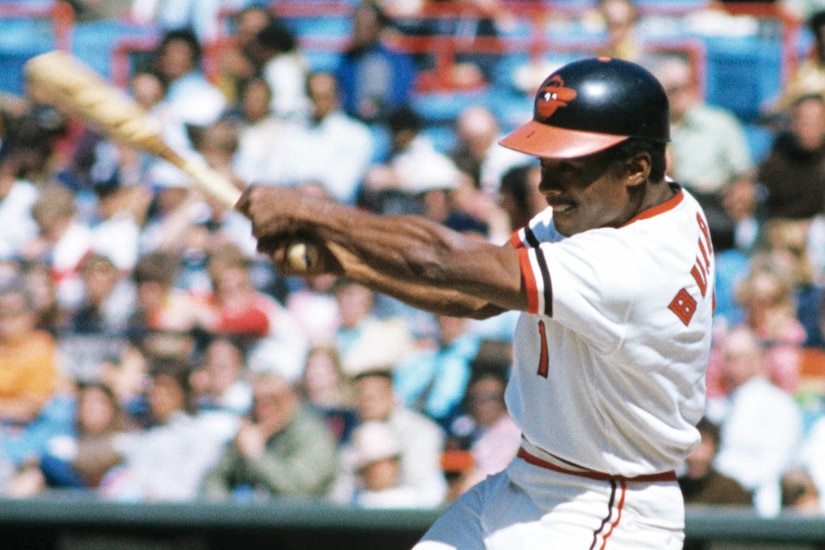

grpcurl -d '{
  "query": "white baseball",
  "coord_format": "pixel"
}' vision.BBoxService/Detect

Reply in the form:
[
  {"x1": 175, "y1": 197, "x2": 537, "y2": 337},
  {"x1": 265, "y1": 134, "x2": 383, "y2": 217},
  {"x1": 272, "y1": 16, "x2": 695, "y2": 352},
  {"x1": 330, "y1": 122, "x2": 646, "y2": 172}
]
[{"x1": 287, "y1": 241, "x2": 318, "y2": 271}]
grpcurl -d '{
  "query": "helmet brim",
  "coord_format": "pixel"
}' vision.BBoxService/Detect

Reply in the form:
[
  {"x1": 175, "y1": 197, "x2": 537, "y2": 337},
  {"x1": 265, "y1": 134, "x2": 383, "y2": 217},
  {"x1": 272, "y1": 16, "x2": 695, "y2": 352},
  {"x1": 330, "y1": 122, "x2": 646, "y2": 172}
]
[{"x1": 499, "y1": 120, "x2": 629, "y2": 159}]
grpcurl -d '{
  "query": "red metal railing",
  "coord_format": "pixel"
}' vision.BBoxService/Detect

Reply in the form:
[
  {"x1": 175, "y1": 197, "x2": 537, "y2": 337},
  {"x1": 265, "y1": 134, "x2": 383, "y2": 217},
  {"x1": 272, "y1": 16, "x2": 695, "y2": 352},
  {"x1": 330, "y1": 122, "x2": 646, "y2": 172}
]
[{"x1": 0, "y1": 0, "x2": 75, "y2": 51}]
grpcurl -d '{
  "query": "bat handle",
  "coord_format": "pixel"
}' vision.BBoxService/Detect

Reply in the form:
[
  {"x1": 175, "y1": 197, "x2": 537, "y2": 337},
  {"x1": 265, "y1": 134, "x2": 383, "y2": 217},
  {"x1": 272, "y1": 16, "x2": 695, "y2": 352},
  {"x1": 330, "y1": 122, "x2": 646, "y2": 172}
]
[{"x1": 178, "y1": 161, "x2": 242, "y2": 209}]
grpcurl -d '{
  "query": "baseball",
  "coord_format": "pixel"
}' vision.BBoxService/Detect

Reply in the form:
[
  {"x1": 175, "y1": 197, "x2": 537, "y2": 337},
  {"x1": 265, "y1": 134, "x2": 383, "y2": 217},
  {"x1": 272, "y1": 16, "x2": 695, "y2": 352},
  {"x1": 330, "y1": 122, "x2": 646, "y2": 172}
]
[{"x1": 287, "y1": 241, "x2": 318, "y2": 271}]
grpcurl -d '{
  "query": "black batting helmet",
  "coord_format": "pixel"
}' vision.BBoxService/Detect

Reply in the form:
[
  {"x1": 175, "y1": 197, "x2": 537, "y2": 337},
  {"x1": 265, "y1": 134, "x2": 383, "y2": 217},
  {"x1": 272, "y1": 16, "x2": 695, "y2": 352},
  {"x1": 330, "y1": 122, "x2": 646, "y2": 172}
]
[{"x1": 500, "y1": 57, "x2": 670, "y2": 158}]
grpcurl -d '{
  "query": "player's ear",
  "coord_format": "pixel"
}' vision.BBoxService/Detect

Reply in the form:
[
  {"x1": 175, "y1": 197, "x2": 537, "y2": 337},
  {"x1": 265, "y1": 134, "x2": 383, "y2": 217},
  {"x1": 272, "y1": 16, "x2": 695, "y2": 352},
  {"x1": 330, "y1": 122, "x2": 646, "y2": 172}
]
[{"x1": 623, "y1": 151, "x2": 651, "y2": 188}]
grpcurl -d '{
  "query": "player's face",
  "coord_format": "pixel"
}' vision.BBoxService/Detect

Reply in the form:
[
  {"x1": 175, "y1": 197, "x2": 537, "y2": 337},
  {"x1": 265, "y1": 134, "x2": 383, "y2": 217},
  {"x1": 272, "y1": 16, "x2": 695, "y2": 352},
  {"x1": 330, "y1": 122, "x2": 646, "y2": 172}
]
[{"x1": 538, "y1": 149, "x2": 636, "y2": 237}]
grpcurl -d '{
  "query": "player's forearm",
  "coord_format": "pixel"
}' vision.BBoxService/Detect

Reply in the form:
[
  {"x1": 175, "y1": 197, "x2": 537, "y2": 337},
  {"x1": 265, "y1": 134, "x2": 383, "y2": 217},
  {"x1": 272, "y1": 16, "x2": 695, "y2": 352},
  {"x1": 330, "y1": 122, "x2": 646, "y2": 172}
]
[
  {"x1": 237, "y1": 185, "x2": 525, "y2": 313},
  {"x1": 330, "y1": 240, "x2": 505, "y2": 318},
  {"x1": 306, "y1": 205, "x2": 520, "y2": 316}
]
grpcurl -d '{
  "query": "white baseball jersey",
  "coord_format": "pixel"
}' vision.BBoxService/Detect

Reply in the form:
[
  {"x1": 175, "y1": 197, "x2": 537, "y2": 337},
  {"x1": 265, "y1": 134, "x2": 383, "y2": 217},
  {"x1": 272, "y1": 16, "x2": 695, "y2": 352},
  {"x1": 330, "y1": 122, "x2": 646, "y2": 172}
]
[{"x1": 507, "y1": 185, "x2": 714, "y2": 477}]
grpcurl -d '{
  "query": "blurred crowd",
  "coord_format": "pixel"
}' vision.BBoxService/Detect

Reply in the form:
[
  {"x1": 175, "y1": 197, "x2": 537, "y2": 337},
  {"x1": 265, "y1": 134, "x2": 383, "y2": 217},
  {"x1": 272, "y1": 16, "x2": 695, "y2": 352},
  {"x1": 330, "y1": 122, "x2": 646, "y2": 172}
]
[{"x1": 0, "y1": 0, "x2": 825, "y2": 519}]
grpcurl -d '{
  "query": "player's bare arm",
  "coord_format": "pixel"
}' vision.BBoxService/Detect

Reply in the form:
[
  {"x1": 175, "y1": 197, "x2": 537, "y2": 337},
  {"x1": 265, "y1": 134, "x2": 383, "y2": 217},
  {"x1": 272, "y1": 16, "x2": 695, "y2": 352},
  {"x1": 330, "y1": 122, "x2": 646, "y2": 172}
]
[{"x1": 235, "y1": 184, "x2": 525, "y2": 318}]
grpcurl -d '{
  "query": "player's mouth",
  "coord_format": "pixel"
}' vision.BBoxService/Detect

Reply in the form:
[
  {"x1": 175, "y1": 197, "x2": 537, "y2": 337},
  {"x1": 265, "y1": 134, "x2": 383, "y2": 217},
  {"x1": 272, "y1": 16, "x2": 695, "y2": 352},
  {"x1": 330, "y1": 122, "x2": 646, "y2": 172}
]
[{"x1": 547, "y1": 197, "x2": 575, "y2": 213}]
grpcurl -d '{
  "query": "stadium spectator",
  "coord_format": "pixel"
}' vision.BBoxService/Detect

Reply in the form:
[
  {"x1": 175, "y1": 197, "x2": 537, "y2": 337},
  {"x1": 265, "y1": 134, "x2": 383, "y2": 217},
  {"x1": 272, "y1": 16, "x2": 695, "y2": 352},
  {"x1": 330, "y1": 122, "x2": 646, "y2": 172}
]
[
  {"x1": 765, "y1": 9, "x2": 825, "y2": 115},
  {"x1": 137, "y1": 161, "x2": 199, "y2": 256},
  {"x1": 299, "y1": 344, "x2": 358, "y2": 445},
  {"x1": 791, "y1": 413, "x2": 825, "y2": 515},
  {"x1": 732, "y1": 252, "x2": 807, "y2": 393},
  {"x1": 189, "y1": 335, "x2": 253, "y2": 440},
  {"x1": 182, "y1": 118, "x2": 259, "y2": 264},
  {"x1": 100, "y1": 356, "x2": 227, "y2": 501},
  {"x1": 0, "y1": 276, "x2": 68, "y2": 470},
  {"x1": 150, "y1": 28, "x2": 227, "y2": 155},
  {"x1": 229, "y1": 76, "x2": 295, "y2": 187},
  {"x1": 359, "y1": 104, "x2": 464, "y2": 217},
  {"x1": 242, "y1": 18, "x2": 310, "y2": 121},
  {"x1": 199, "y1": 242, "x2": 308, "y2": 383},
  {"x1": 190, "y1": 118, "x2": 241, "y2": 178},
  {"x1": 449, "y1": 104, "x2": 529, "y2": 197},
  {"x1": 760, "y1": 219, "x2": 825, "y2": 349},
  {"x1": 443, "y1": 366, "x2": 520, "y2": 500},
  {"x1": 96, "y1": 338, "x2": 153, "y2": 423},
  {"x1": 130, "y1": 69, "x2": 167, "y2": 112},
  {"x1": 347, "y1": 420, "x2": 428, "y2": 508},
  {"x1": 58, "y1": 251, "x2": 136, "y2": 385},
  {"x1": 7, "y1": 381, "x2": 135, "y2": 496},
  {"x1": 678, "y1": 416, "x2": 753, "y2": 507},
  {"x1": 330, "y1": 366, "x2": 447, "y2": 508},
  {"x1": 0, "y1": 145, "x2": 41, "y2": 263},
  {"x1": 712, "y1": 325, "x2": 805, "y2": 517},
  {"x1": 335, "y1": 1, "x2": 418, "y2": 124},
  {"x1": 215, "y1": 4, "x2": 276, "y2": 104},
  {"x1": 413, "y1": 0, "x2": 505, "y2": 89},
  {"x1": 23, "y1": 257, "x2": 69, "y2": 333},
  {"x1": 285, "y1": 273, "x2": 340, "y2": 346},
  {"x1": 393, "y1": 314, "x2": 481, "y2": 429},
  {"x1": 126, "y1": 249, "x2": 200, "y2": 336},
  {"x1": 200, "y1": 371, "x2": 339, "y2": 500},
  {"x1": 331, "y1": 279, "x2": 415, "y2": 377},
  {"x1": 651, "y1": 54, "x2": 757, "y2": 240},
  {"x1": 85, "y1": 144, "x2": 145, "y2": 275},
  {"x1": 274, "y1": 71, "x2": 375, "y2": 205},
  {"x1": 780, "y1": 466, "x2": 823, "y2": 515},
  {"x1": 590, "y1": 0, "x2": 645, "y2": 63},
  {"x1": 23, "y1": 184, "x2": 93, "y2": 313},
  {"x1": 66, "y1": 251, "x2": 135, "y2": 336},
  {"x1": 758, "y1": 93, "x2": 825, "y2": 222},
  {"x1": 497, "y1": 163, "x2": 545, "y2": 234},
  {"x1": 720, "y1": 166, "x2": 761, "y2": 254}
]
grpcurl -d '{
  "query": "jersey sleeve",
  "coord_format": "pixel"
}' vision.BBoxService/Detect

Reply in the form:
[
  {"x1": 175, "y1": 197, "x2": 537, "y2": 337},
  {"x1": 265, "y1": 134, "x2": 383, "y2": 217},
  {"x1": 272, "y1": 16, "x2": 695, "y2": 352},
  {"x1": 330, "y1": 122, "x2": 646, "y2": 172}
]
[{"x1": 517, "y1": 228, "x2": 638, "y2": 350}]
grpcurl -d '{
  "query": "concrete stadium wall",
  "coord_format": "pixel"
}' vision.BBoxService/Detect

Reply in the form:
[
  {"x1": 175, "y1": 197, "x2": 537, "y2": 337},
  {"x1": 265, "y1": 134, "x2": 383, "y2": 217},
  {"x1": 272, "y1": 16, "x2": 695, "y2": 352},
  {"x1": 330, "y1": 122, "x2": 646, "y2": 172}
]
[{"x1": 1, "y1": 496, "x2": 825, "y2": 550}]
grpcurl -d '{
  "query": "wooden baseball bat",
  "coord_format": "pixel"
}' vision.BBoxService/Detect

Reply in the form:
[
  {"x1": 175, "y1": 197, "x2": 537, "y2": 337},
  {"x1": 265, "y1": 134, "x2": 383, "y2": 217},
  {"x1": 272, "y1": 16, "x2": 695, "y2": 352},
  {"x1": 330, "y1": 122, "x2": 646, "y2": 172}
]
[{"x1": 23, "y1": 50, "x2": 317, "y2": 271}]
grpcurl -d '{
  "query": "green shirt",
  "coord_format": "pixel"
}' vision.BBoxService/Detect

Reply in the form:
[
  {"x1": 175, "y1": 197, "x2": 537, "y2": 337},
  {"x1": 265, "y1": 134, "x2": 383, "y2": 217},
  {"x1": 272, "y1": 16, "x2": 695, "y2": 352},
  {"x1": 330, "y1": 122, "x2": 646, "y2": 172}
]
[
  {"x1": 670, "y1": 103, "x2": 754, "y2": 195},
  {"x1": 200, "y1": 406, "x2": 339, "y2": 499}
]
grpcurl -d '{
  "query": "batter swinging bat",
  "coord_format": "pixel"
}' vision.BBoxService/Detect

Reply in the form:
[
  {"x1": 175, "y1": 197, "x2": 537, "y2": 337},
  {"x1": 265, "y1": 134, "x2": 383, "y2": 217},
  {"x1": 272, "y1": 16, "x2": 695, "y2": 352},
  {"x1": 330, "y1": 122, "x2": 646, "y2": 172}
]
[{"x1": 23, "y1": 50, "x2": 317, "y2": 271}]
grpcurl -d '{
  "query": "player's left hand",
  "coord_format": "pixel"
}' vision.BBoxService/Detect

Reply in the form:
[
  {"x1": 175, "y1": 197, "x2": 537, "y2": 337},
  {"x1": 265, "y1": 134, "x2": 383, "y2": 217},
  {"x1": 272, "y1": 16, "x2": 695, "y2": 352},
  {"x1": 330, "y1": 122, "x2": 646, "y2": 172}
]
[
  {"x1": 236, "y1": 183, "x2": 305, "y2": 240},
  {"x1": 237, "y1": 184, "x2": 347, "y2": 276},
  {"x1": 258, "y1": 236, "x2": 344, "y2": 277}
]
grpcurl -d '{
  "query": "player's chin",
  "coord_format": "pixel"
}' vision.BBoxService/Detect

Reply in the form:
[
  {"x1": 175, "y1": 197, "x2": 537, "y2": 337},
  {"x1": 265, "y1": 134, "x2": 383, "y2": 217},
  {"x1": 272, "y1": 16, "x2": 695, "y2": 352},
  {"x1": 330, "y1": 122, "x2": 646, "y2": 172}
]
[{"x1": 549, "y1": 207, "x2": 578, "y2": 236}]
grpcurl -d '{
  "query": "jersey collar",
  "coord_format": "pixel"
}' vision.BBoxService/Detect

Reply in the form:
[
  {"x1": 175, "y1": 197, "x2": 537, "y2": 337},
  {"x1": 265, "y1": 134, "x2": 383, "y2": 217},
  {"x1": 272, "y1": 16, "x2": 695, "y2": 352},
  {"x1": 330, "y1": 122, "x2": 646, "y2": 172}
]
[{"x1": 620, "y1": 184, "x2": 684, "y2": 228}]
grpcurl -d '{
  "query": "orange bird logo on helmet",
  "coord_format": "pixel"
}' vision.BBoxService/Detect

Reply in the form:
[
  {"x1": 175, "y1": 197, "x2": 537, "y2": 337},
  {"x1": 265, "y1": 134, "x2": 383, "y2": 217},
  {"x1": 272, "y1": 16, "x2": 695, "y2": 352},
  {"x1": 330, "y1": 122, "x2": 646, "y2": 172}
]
[{"x1": 535, "y1": 75, "x2": 577, "y2": 120}]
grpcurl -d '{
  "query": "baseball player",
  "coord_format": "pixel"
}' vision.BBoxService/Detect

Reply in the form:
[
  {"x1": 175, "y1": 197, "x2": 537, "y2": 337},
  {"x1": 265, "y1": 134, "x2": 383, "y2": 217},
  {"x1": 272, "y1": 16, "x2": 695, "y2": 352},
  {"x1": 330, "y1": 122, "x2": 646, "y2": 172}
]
[{"x1": 237, "y1": 57, "x2": 715, "y2": 549}]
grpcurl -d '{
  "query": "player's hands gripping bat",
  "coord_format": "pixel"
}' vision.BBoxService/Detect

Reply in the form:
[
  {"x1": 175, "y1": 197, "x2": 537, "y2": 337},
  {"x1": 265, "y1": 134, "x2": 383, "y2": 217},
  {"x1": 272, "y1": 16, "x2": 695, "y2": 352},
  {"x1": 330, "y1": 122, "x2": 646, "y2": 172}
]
[{"x1": 23, "y1": 50, "x2": 318, "y2": 271}]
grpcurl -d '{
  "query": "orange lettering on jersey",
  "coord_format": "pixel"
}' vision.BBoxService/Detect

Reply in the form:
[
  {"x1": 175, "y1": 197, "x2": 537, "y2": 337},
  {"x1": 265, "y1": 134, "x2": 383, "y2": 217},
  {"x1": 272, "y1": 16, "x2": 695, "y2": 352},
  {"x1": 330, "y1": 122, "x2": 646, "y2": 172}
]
[
  {"x1": 669, "y1": 288, "x2": 697, "y2": 326},
  {"x1": 670, "y1": 213, "x2": 713, "y2": 325},
  {"x1": 537, "y1": 320, "x2": 549, "y2": 378},
  {"x1": 697, "y1": 213, "x2": 712, "y2": 254},
  {"x1": 690, "y1": 263, "x2": 708, "y2": 297},
  {"x1": 691, "y1": 213, "x2": 713, "y2": 298}
]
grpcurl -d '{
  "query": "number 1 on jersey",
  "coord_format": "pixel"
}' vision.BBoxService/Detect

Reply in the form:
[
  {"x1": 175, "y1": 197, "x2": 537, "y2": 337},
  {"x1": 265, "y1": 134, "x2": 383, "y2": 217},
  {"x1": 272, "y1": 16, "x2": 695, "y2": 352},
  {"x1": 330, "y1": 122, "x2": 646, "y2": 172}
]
[{"x1": 537, "y1": 320, "x2": 549, "y2": 378}]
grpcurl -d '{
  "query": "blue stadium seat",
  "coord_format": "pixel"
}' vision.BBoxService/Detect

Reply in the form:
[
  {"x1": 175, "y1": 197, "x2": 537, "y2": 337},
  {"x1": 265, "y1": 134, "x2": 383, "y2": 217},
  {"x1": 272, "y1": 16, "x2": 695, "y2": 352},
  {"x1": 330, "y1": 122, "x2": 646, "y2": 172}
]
[
  {"x1": 411, "y1": 89, "x2": 491, "y2": 125},
  {"x1": 71, "y1": 20, "x2": 160, "y2": 80},
  {"x1": 422, "y1": 125, "x2": 456, "y2": 154},
  {"x1": 283, "y1": 16, "x2": 350, "y2": 41},
  {"x1": 744, "y1": 122, "x2": 775, "y2": 165},
  {"x1": 703, "y1": 35, "x2": 784, "y2": 123},
  {"x1": 0, "y1": 18, "x2": 57, "y2": 94}
]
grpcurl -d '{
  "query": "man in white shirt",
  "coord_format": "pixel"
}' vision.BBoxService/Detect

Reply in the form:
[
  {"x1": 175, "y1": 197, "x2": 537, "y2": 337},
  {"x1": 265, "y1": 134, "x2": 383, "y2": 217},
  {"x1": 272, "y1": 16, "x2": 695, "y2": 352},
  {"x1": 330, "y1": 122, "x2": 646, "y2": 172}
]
[
  {"x1": 275, "y1": 72, "x2": 375, "y2": 205},
  {"x1": 713, "y1": 324, "x2": 805, "y2": 516}
]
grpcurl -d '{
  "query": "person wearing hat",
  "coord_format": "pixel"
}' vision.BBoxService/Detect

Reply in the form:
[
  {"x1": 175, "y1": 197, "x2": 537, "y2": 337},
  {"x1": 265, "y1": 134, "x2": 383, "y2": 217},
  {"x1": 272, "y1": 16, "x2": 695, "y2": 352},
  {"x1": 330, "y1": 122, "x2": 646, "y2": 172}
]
[
  {"x1": 237, "y1": 57, "x2": 714, "y2": 549},
  {"x1": 348, "y1": 420, "x2": 432, "y2": 509},
  {"x1": 328, "y1": 367, "x2": 448, "y2": 508}
]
